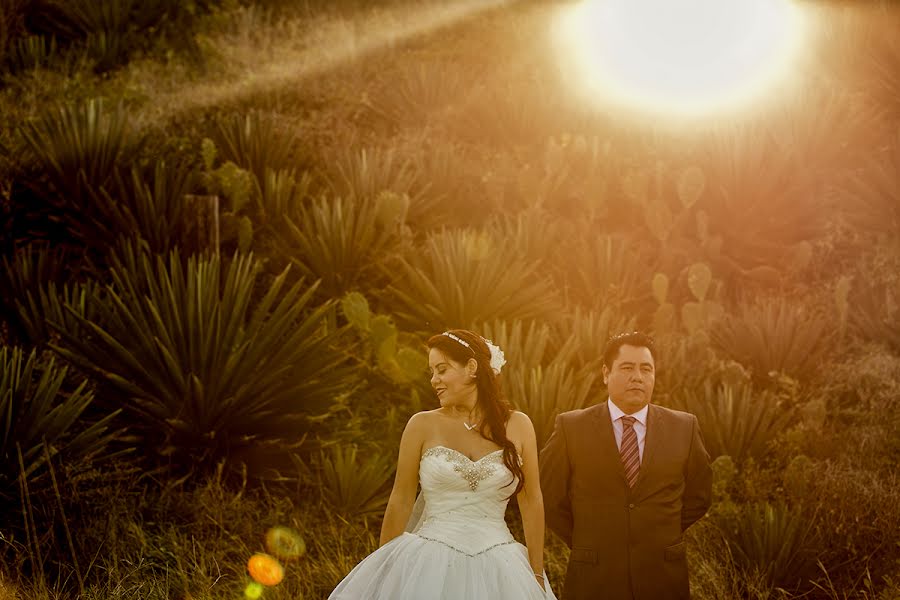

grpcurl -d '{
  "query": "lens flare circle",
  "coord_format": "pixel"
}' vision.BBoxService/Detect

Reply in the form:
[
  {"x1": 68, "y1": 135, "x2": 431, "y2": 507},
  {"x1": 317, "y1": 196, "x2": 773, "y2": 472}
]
[
  {"x1": 265, "y1": 526, "x2": 306, "y2": 561},
  {"x1": 247, "y1": 553, "x2": 285, "y2": 587},
  {"x1": 556, "y1": 0, "x2": 806, "y2": 116},
  {"x1": 244, "y1": 582, "x2": 265, "y2": 600}
]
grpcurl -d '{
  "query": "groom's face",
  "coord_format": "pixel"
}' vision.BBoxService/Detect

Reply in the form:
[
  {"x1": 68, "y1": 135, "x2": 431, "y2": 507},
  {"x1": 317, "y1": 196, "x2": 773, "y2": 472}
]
[{"x1": 603, "y1": 344, "x2": 655, "y2": 414}]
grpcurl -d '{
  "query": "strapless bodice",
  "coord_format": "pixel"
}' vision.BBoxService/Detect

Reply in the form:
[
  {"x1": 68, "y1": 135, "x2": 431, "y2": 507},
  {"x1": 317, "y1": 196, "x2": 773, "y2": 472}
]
[{"x1": 413, "y1": 446, "x2": 517, "y2": 555}]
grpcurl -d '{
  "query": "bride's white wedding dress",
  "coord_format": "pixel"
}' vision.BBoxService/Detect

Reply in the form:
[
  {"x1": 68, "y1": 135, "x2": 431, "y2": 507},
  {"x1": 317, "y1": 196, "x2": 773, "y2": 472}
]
[{"x1": 328, "y1": 445, "x2": 557, "y2": 599}]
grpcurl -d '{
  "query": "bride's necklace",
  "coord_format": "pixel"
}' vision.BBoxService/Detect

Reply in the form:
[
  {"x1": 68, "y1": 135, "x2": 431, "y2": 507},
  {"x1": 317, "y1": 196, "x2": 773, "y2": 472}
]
[{"x1": 462, "y1": 409, "x2": 480, "y2": 431}]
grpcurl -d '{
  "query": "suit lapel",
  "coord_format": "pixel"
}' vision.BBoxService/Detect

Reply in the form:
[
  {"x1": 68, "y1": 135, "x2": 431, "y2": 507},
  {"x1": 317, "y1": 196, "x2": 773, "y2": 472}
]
[{"x1": 591, "y1": 402, "x2": 628, "y2": 484}]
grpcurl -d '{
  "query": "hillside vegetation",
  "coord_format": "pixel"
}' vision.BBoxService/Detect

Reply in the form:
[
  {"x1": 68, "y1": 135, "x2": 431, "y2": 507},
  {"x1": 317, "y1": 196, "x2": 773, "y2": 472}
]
[{"x1": 1, "y1": 0, "x2": 899, "y2": 598}]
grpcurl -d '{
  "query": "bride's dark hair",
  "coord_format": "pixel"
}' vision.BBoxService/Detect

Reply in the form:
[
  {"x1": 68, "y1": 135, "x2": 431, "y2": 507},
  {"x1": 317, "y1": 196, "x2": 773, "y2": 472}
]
[{"x1": 426, "y1": 329, "x2": 524, "y2": 497}]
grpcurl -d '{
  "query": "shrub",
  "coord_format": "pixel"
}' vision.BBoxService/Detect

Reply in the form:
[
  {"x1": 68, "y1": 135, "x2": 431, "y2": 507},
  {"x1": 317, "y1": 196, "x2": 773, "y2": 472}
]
[
  {"x1": 208, "y1": 110, "x2": 298, "y2": 186},
  {"x1": 20, "y1": 97, "x2": 133, "y2": 194},
  {"x1": 317, "y1": 444, "x2": 395, "y2": 520},
  {"x1": 325, "y1": 145, "x2": 425, "y2": 207},
  {"x1": 718, "y1": 502, "x2": 816, "y2": 593},
  {"x1": 710, "y1": 296, "x2": 834, "y2": 382},
  {"x1": 673, "y1": 381, "x2": 794, "y2": 465},
  {"x1": 559, "y1": 232, "x2": 654, "y2": 311},
  {"x1": 50, "y1": 250, "x2": 355, "y2": 478},
  {"x1": 385, "y1": 228, "x2": 560, "y2": 331},
  {"x1": 0, "y1": 346, "x2": 120, "y2": 507},
  {"x1": 504, "y1": 357, "x2": 598, "y2": 449},
  {"x1": 0, "y1": 244, "x2": 73, "y2": 345},
  {"x1": 279, "y1": 192, "x2": 410, "y2": 297}
]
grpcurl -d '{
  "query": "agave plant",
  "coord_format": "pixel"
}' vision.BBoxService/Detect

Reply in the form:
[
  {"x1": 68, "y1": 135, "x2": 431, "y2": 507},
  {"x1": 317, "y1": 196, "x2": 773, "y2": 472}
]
[
  {"x1": 837, "y1": 127, "x2": 900, "y2": 236},
  {"x1": 318, "y1": 444, "x2": 395, "y2": 519},
  {"x1": 0, "y1": 346, "x2": 121, "y2": 504},
  {"x1": 504, "y1": 358, "x2": 598, "y2": 449},
  {"x1": 50, "y1": 250, "x2": 355, "y2": 477},
  {"x1": 279, "y1": 192, "x2": 411, "y2": 297},
  {"x1": 848, "y1": 273, "x2": 900, "y2": 355},
  {"x1": 385, "y1": 229, "x2": 560, "y2": 331},
  {"x1": 673, "y1": 381, "x2": 794, "y2": 465},
  {"x1": 0, "y1": 244, "x2": 93, "y2": 346},
  {"x1": 325, "y1": 145, "x2": 427, "y2": 208},
  {"x1": 14, "y1": 280, "x2": 100, "y2": 348},
  {"x1": 559, "y1": 232, "x2": 654, "y2": 311},
  {"x1": 695, "y1": 125, "x2": 830, "y2": 279},
  {"x1": 86, "y1": 160, "x2": 196, "y2": 253},
  {"x1": 5, "y1": 34, "x2": 59, "y2": 72},
  {"x1": 479, "y1": 319, "x2": 554, "y2": 371},
  {"x1": 256, "y1": 167, "x2": 313, "y2": 224},
  {"x1": 550, "y1": 307, "x2": 636, "y2": 371},
  {"x1": 209, "y1": 110, "x2": 298, "y2": 185},
  {"x1": 20, "y1": 98, "x2": 134, "y2": 202},
  {"x1": 720, "y1": 502, "x2": 815, "y2": 592},
  {"x1": 710, "y1": 297, "x2": 834, "y2": 382},
  {"x1": 367, "y1": 60, "x2": 465, "y2": 130}
]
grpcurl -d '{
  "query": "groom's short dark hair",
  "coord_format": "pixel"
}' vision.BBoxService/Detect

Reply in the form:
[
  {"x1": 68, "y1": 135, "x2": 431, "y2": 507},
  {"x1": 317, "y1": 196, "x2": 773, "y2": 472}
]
[{"x1": 602, "y1": 331, "x2": 655, "y2": 369}]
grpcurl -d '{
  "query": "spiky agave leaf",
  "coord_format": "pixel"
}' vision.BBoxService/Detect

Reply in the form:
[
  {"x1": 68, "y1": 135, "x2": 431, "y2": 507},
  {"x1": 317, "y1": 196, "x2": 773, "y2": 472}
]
[
  {"x1": 50, "y1": 250, "x2": 355, "y2": 477},
  {"x1": 385, "y1": 229, "x2": 560, "y2": 331},
  {"x1": 0, "y1": 347, "x2": 121, "y2": 503}
]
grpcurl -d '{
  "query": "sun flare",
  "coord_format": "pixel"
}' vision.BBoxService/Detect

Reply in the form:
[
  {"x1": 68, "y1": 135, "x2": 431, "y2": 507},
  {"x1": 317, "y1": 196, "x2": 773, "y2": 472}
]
[{"x1": 555, "y1": 0, "x2": 807, "y2": 117}]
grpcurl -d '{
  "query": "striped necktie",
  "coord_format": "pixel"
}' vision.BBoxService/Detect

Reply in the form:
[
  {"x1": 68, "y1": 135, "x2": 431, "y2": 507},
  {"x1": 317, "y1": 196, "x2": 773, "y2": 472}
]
[{"x1": 620, "y1": 416, "x2": 640, "y2": 488}]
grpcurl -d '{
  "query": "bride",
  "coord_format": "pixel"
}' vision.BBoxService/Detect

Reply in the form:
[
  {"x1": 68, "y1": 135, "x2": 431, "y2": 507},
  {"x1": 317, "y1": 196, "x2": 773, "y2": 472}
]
[{"x1": 329, "y1": 329, "x2": 556, "y2": 599}]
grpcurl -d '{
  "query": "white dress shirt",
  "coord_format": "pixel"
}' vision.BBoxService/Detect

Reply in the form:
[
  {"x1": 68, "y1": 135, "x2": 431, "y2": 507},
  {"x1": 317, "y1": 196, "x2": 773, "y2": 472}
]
[{"x1": 608, "y1": 399, "x2": 648, "y2": 460}]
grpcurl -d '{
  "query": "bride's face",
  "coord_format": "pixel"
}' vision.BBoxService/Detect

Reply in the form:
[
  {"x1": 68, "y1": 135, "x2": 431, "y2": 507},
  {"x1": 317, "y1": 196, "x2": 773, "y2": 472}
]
[{"x1": 428, "y1": 348, "x2": 476, "y2": 407}]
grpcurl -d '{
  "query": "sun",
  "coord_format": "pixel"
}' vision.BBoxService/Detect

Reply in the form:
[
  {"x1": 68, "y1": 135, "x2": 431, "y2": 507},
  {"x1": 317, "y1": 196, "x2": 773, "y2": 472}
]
[{"x1": 554, "y1": 0, "x2": 807, "y2": 117}]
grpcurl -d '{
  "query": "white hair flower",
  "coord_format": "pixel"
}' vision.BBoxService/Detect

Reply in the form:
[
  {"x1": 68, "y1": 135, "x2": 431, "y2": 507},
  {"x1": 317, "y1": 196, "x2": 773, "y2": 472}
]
[{"x1": 483, "y1": 338, "x2": 506, "y2": 375}]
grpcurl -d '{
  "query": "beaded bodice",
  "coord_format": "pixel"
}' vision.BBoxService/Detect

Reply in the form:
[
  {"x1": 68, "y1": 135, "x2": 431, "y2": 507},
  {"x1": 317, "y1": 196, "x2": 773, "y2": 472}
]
[{"x1": 413, "y1": 446, "x2": 517, "y2": 555}]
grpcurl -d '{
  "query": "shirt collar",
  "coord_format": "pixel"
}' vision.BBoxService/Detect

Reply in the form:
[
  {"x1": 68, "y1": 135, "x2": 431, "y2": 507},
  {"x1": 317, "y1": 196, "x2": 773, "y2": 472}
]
[{"x1": 607, "y1": 398, "x2": 649, "y2": 426}]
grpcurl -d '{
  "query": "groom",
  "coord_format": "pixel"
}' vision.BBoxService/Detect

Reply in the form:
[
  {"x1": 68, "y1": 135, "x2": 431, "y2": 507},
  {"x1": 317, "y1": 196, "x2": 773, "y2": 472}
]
[{"x1": 539, "y1": 331, "x2": 712, "y2": 599}]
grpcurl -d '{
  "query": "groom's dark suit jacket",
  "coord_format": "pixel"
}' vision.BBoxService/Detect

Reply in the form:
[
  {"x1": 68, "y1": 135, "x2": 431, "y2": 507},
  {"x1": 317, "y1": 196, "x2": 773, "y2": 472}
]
[{"x1": 539, "y1": 402, "x2": 712, "y2": 600}]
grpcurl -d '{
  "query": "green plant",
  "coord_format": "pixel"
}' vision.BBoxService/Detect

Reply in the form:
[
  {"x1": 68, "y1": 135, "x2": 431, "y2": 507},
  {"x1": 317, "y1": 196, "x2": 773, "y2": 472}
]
[
  {"x1": 674, "y1": 381, "x2": 794, "y2": 465},
  {"x1": 837, "y1": 128, "x2": 900, "y2": 236},
  {"x1": 0, "y1": 347, "x2": 121, "y2": 505},
  {"x1": 256, "y1": 168, "x2": 313, "y2": 224},
  {"x1": 318, "y1": 444, "x2": 394, "y2": 519},
  {"x1": 550, "y1": 307, "x2": 635, "y2": 371},
  {"x1": 367, "y1": 60, "x2": 464, "y2": 130},
  {"x1": 5, "y1": 34, "x2": 58, "y2": 72},
  {"x1": 340, "y1": 291, "x2": 425, "y2": 386},
  {"x1": 562, "y1": 232, "x2": 653, "y2": 311},
  {"x1": 479, "y1": 319, "x2": 554, "y2": 370},
  {"x1": 694, "y1": 125, "x2": 830, "y2": 280},
  {"x1": 710, "y1": 297, "x2": 834, "y2": 382},
  {"x1": 209, "y1": 111, "x2": 298, "y2": 185},
  {"x1": 504, "y1": 358, "x2": 597, "y2": 449},
  {"x1": 386, "y1": 229, "x2": 560, "y2": 331},
  {"x1": 280, "y1": 192, "x2": 410, "y2": 297},
  {"x1": 20, "y1": 98, "x2": 134, "y2": 201},
  {"x1": 325, "y1": 145, "x2": 426, "y2": 207},
  {"x1": 0, "y1": 244, "x2": 102, "y2": 348},
  {"x1": 719, "y1": 502, "x2": 816, "y2": 593},
  {"x1": 87, "y1": 160, "x2": 196, "y2": 254},
  {"x1": 13, "y1": 279, "x2": 100, "y2": 348},
  {"x1": 50, "y1": 250, "x2": 355, "y2": 478}
]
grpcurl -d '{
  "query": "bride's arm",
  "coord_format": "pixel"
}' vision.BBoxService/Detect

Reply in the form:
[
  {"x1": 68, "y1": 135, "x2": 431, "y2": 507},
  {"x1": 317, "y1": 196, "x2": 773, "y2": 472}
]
[
  {"x1": 512, "y1": 412, "x2": 547, "y2": 589},
  {"x1": 379, "y1": 412, "x2": 426, "y2": 546}
]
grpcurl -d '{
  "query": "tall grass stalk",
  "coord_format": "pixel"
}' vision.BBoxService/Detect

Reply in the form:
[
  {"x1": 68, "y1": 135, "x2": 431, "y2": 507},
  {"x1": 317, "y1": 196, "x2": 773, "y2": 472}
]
[
  {"x1": 16, "y1": 444, "x2": 44, "y2": 591},
  {"x1": 43, "y1": 441, "x2": 84, "y2": 596}
]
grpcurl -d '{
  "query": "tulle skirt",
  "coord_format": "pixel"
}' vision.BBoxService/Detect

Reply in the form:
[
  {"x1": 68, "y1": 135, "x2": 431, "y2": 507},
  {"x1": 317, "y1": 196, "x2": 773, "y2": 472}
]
[{"x1": 328, "y1": 532, "x2": 556, "y2": 599}]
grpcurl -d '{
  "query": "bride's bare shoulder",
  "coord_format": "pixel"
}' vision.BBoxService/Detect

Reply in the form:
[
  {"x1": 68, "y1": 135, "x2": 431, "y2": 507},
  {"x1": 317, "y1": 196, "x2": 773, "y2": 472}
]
[
  {"x1": 505, "y1": 411, "x2": 536, "y2": 442},
  {"x1": 405, "y1": 409, "x2": 443, "y2": 430}
]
